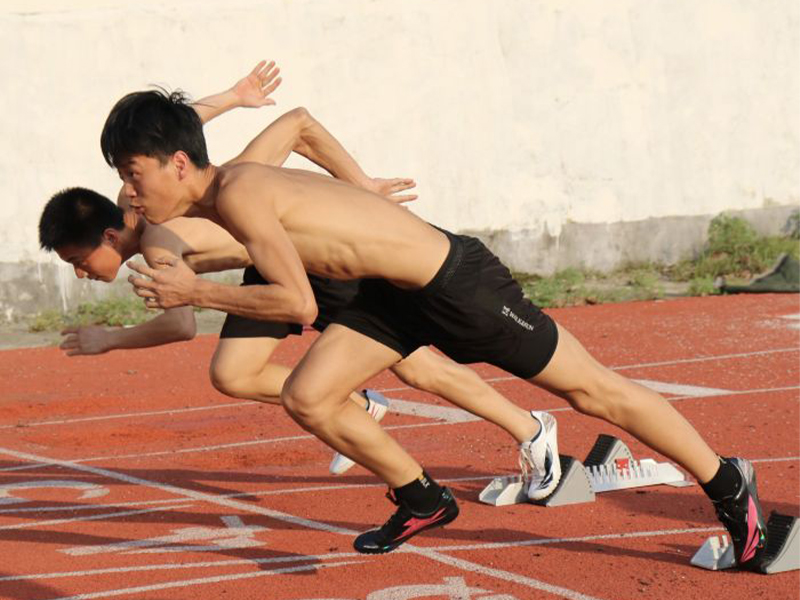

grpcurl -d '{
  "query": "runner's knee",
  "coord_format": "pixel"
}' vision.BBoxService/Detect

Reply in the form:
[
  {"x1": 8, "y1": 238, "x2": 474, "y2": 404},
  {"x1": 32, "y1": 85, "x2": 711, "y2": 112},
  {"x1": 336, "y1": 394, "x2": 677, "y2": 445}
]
[
  {"x1": 281, "y1": 379, "x2": 336, "y2": 429},
  {"x1": 208, "y1": 361, "x2": 248, "y2": 398},
  {"x1": 209, "y1": 361, "x2": 282, "y2": 400},
  {"x1": 209, "y1": 359, "x2": 234, "y2": 394}
]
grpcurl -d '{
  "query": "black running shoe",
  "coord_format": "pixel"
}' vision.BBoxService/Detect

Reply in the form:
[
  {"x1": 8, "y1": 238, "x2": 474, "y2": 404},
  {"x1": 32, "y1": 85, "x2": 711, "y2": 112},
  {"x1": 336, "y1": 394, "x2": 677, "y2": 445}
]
[
  {"x1": 711, "y1": 457, "x2": 768, "y2": 571},
  {"x1": 353, "y1": 487, "x2": 459, "y2": 554}
]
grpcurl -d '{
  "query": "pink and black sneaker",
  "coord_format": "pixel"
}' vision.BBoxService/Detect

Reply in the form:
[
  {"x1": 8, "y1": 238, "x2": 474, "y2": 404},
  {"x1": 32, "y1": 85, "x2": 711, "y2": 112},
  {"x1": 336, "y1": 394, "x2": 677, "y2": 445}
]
[
  {"x1": 712, "y1": 457, "x2": 768, "y2": 570},
  {"x1": 353, "y1": 487, "x2": 459, "y2": 554}
]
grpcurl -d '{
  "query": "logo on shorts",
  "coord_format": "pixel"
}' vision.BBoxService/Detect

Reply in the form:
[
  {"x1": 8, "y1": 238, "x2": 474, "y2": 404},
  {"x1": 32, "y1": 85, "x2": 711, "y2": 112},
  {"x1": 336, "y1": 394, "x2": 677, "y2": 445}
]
[{"x1": 501, "y1": 305, "x2": 534, "y2": 330}]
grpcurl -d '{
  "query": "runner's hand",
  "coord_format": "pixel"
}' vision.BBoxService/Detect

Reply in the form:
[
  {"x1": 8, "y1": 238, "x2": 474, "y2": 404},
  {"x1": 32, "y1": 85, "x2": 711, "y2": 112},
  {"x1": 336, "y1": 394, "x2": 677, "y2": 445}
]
[
  {"x1": 127, "y1": 257, "x2": 197, "y2": 309},
  {"x1": 366, "y1": 178, "x2": 418, "y2": 204},
  {"x1": 60, "y1": 325, "x2": 111, "y2": 356},
  {"x1": 231, "y1": 60, "x2": 282, "y2": 108}
]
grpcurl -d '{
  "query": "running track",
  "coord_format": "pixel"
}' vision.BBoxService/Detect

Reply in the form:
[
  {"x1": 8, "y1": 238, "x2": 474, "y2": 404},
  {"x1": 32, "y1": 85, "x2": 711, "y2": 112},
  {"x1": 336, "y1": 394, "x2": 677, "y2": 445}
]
[{"x1": 0, "y1": 294, "x2": 797, "y2": 600}]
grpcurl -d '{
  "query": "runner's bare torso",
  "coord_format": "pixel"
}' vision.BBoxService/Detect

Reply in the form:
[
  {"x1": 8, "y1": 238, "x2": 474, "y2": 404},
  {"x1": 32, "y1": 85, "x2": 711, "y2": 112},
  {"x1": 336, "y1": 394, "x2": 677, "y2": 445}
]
[{"x1": 188, "y1": 163, "x2": 450, "y2": 289}]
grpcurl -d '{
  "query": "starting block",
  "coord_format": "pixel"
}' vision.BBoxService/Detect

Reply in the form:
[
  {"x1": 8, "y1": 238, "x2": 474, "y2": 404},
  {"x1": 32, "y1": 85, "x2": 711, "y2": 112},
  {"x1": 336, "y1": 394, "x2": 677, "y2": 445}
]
[
  {"x1": 691, "y1": 512, "x2": 800, "y2": 574},
  {"x1": 479, "y1": 434, "x2": 691, "y2": 507}
]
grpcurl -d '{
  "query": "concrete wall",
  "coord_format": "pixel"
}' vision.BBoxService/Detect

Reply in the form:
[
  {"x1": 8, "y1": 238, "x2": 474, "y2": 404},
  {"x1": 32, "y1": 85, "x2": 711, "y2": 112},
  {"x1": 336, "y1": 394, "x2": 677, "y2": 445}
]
[{"x1": 1, "y1": 0, "x2": 798, "y2": 317}]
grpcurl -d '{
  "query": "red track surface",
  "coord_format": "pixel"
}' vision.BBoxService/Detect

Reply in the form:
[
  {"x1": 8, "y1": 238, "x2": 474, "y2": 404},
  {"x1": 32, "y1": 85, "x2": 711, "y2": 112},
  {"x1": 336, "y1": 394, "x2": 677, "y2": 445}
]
[{"x1": 0, "y1": 294, "x2": 798, "y2": 600}]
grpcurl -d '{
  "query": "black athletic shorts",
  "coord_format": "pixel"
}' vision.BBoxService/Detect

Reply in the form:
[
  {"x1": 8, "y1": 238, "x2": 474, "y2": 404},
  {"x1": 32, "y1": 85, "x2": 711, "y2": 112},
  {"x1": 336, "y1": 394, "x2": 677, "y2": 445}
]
[
  {"x1": 334, "y1": 230, "x2": 559, "y2": 378},
  {"x1": 219, "y1": 266, "x2": 360, "y2": 339}
]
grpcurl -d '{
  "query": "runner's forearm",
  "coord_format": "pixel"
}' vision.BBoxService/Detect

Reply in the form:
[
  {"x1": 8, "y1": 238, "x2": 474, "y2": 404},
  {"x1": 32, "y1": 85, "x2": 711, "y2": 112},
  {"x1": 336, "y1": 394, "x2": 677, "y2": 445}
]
[
  {"x1": 191, "y1": 278, "x2": 317, "y2": 325},
  {"x1": 105, "y1": 308, "x2": 196, "y2": 350},
  {"x1": 192, "y1": 90, "x2": 241, "y2": 125},
  {"x1": 291, "y1": 108, "x2": 372, "y2": 188}
]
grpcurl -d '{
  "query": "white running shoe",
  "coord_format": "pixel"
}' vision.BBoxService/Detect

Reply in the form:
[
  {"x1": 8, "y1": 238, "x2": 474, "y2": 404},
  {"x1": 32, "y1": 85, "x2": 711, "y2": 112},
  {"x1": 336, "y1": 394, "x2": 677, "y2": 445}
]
[
  {"x1": 519, "y1": 410, "x2": 562, "y2": 501},
  {"x1": 329, "y1": 390, "x2": 390, "y2": 475}
]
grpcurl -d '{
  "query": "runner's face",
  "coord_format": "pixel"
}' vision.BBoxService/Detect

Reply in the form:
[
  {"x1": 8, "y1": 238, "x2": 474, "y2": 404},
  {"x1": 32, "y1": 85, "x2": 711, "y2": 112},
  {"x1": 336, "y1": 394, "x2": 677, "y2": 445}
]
[
  {"x1": 117, "y1": 154, "x2": 182, "y2": 225},
  {"x1": 56, "y1": 241, "x2": 123, "y2": 282}
]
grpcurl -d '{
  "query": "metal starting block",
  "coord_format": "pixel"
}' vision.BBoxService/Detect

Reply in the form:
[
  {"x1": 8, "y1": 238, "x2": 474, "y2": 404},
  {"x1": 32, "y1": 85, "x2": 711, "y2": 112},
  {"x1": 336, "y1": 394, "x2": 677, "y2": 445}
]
[
  {"x1": 691, "y1": 512, "x2": 800, "y2": 574},
  {"x1": 479, "y1": 434, "x2": 691, "y2": 507}
]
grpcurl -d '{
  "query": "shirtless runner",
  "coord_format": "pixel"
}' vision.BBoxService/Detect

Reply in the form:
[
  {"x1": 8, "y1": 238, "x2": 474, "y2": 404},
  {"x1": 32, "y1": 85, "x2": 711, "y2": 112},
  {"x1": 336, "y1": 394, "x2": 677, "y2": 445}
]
[
  {"x1": 99, "y1": 83, "x2": 768, "y2": 566},
  {"x1": 40, "y1": 63, "x2": 551, "y2": 479}
]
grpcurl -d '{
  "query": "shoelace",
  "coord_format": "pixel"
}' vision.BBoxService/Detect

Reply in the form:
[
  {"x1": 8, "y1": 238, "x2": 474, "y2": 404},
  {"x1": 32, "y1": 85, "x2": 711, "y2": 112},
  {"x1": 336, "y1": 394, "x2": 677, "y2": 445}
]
[
  {"x1": 379, "y1": 491, "x2": 412, "y2": 536},
  {"x1": 518, "y1": 446, "x2": 538, "y2": 483},
  {"x1": 712, "y1": 498, "x2": 745, "y2": 543}
]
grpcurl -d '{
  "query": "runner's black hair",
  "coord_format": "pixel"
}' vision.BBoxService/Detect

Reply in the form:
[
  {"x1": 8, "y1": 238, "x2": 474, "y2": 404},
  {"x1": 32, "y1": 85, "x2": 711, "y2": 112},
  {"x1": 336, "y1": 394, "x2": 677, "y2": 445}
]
[{"x1": 39, "y1": 187, "x2": 124, "y2": 250}]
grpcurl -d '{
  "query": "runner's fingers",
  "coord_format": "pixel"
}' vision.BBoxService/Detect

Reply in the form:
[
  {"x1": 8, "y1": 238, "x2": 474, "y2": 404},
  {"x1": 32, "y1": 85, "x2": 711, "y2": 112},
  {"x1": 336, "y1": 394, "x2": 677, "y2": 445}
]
[
  {"x1": 262, "y1": 76, "x2": 282, "y2": 95},
  {"x1": 126, "y1": 261, "x2": 156, "y2": 278},
  {"x1": 130, "y1": 282, "x2": 157, "y2": 299},
  {"x1": 261, "y1": 65, "x2": 279, "y2": 85},
  {"x1": 392, "y1": 180, "x2": 416, "y2": 192},
  {"x1": 249, "y1": 60, "x2": 267, "y2": 78}
]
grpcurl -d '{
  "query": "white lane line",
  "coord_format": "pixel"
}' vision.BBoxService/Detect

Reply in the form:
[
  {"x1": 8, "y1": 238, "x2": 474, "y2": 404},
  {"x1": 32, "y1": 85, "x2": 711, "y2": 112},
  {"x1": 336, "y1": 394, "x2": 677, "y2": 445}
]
[
  {"x1": 0, "y1": 402, "x2": 253, "y2": 430},
  {"x1": 0, "y1": 421, "x2": 453, "y2": 473},
  {"x1": 70, "y1": 421, "x2": 451, "y2": 463},
  {"x1": 0, "y1": 446, "x2": 358, "y2": 537},
  {"x1": 477, "y1": 347, "x2": 800, "y2": 386},
  {"x1": 432, "y1": 525, "x2": 724, "y2": 553},
  {"x1": 610, "y1": 347, "x2": 799, "y2": 371},
  {"x1": 631, "y1": 380, "x2": 732, "y2": 397},
  {"x1": 0, "y1": 463, "x2": 51, "y2": 472},
  {"x1": 751, "y1": 456, "x2": 800, "y2": 464},
  {"x1": 780, "y1": 313, "x2": 800, "y2": 330},
  {"x1": 3, "y1": 348, "x2": 796, "y2": 435},
  {"x1": 0, "y1": 552, "x2": 352, "y2": 582},
  {"x1": 2, "y1": 385, "x2": 796, "y2": 470},
  {"x1": 665, "y1": 384, "x2": 800, "y2": 402},
  {"x1": 0, "y1": 505, "x2": 194, "y2": 531},
  {"x1": 0, "y1": 475, "x2": 496, "y2": 517},
  {"x1": 0, "y1": 524, "x2": 741, "y2": 584},
  {"x1": 0, "y1": 497, "x2": 193, "y2": 515},
  {"x1": 47, "y1": 560, "x2": 364, "y2": 600},
  {"x1": 389, "y1": 399, "x2": 480, "y2": 422},
  {"x1": 0, "y1": 446, "x2": 602, "y2": 600}
]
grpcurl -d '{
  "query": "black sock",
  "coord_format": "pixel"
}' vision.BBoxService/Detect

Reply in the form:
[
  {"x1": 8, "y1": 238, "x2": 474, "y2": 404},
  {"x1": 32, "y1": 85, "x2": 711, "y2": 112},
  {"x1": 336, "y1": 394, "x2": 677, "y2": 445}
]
[
  {"x1": 700, "y1": 457, "x2": 743, "y2": 502},
  {"x1": 393, "y1": 471, "x2": 442, "y2": 513}
]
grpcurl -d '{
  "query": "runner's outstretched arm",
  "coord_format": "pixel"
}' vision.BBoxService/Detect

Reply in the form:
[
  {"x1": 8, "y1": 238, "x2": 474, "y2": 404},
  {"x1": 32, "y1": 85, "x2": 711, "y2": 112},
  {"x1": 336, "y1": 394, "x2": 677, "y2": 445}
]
[
  {"x1": 59, "y1": 220, "x2": 197, "y2": 355},
  {"x1": 191, "y1": 60, "x2": 282, "y2": 124},
  {"x1": 232, "y1": 107, "x2": 417, "y2": 203}
]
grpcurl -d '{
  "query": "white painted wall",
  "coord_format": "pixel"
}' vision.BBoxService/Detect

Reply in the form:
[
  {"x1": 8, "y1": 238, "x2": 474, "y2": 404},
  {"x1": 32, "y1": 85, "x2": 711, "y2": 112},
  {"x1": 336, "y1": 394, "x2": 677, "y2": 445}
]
[{"x1": 2, "y1": 0, "x2": 798, "y2": 268}]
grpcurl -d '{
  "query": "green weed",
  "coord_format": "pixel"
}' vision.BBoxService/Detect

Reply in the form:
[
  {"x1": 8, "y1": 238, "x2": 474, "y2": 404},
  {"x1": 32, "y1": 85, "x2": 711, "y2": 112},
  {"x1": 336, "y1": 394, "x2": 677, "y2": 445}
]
[
  {"x1": 676, "y1": 214, "x2": 800, "y2": 281},
  {"x1": 28, "y1": 296, "x2": 151, "y2": 332}
]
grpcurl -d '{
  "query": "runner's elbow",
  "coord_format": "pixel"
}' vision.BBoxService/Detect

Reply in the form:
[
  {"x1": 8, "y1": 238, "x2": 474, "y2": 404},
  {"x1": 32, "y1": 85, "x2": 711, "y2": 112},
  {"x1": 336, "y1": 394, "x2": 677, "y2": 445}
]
[
  {"x1": 287, "y1": 106, "x2": 311, "y2": 125},
  {"x1": 169, "y1": 310, "x2": 196, "y2": 341},
  {"x1": 176, "y1": 319, "x2": 197, "y2": 341},
  {"x1": 294, "y1": 298, "x2": 318, "y2": 326}
]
